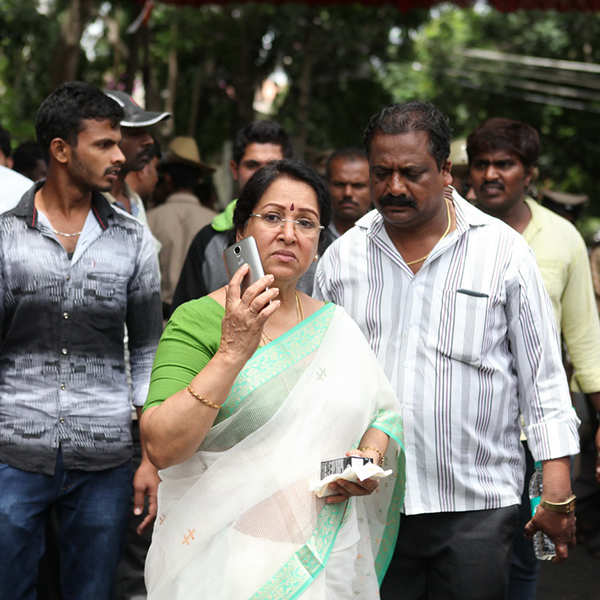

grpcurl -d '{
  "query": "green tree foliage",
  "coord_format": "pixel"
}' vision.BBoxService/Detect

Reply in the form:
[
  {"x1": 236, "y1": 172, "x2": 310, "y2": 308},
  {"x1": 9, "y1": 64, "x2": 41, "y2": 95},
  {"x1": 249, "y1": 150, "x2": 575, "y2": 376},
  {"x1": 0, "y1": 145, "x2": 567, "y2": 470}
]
[
  {"x1": 270, "y1": 4, "x2": 426, "y2": 154},
  {"x1": 0, "y1": 0, "x2": 59, "y2": 140},
  {"x1": 383, "y1": 5, "x2": 600, "y2": 210},
  {"x1": 144, "y1": 3, "x2": 427, "y2": 158},
  {"x1": 0, "y1": 1, "x2": 598, "y2": 211}
]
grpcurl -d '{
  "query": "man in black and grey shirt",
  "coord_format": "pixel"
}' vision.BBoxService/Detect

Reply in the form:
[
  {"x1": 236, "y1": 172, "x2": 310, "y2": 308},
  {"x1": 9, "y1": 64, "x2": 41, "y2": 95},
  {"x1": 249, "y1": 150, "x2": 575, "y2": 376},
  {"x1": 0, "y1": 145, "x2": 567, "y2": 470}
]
[{"x1": 0, "y1": 82, "x2": 162, "y2": 599}]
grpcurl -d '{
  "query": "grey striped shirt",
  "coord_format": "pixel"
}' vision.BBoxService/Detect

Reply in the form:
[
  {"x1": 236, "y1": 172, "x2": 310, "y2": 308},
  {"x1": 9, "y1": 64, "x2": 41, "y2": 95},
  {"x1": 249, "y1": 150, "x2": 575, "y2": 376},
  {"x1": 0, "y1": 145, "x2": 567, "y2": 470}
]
[
  {"x1": 0, "y1": 184, "x2": 162, "y2": 475},
  {"x1": 315, "y1": 192, "x2": 580, "y2": 514}
]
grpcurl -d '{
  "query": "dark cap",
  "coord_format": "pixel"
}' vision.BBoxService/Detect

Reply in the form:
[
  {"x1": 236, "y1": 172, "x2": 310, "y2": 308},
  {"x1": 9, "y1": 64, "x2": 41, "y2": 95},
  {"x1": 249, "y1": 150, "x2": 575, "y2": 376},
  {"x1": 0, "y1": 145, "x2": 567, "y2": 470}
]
[
  {"x1": 103, "y1": 90, "x2": 170, "y2": 128},
  {"x1": 540, "y1": 189, "x2": 588, "y2": 208}
]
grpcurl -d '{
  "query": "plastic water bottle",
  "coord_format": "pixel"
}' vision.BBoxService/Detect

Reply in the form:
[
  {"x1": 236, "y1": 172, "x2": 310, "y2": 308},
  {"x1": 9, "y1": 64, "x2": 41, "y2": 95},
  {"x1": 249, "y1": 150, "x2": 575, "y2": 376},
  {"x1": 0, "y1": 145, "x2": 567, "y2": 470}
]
[{"x1": 528, "y1": 460, "x2": 556, "y2": 560}]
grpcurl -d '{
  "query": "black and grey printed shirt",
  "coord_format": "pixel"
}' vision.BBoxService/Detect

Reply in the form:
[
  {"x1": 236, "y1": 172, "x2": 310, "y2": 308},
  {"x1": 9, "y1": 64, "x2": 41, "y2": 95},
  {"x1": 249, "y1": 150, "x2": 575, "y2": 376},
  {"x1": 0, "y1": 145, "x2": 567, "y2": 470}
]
[{"x1": 0, "y1": 183, "x2": 162, "y2": 475}]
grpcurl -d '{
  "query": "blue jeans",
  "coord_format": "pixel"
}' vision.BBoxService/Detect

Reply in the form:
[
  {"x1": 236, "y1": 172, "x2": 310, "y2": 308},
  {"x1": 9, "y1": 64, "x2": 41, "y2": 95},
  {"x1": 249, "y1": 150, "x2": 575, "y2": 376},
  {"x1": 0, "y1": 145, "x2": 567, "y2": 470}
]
[{"x1": 0, "y1": 450, "x2": 132, "y2": 600}]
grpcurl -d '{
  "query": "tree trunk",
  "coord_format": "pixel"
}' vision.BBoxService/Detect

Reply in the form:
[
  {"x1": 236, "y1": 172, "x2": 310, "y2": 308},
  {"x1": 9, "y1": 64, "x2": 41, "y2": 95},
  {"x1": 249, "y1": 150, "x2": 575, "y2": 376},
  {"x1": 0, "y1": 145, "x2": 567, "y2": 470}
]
[
  {"x1": 50, "y1": 0, "x2": 94, "y2": 88},
  {"x1": 295, "y1": 25, "x2": 316, "y2": 160},
  {"x1": 164, "y1": 23, "x2": 178, "y2": 137},
  {"x1": 188, "y1": 67, "x2": 203, "y2": 136}
]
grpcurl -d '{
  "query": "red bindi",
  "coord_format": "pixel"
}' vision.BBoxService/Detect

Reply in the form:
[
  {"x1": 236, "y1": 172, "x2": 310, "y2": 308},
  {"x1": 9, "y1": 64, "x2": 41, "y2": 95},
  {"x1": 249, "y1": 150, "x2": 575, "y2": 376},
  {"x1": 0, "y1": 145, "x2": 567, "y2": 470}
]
[{"x1": 290, "y1": 203, "x2": 295, "y2": 211}]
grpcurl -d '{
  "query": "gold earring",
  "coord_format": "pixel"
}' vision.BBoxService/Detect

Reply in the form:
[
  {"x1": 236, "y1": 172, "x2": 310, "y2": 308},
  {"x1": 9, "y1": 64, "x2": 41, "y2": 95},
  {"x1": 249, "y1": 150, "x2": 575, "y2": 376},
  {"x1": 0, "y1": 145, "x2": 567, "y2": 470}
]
[{"x1": 313, "y1": 254, "x2": 319, "y2": 262}]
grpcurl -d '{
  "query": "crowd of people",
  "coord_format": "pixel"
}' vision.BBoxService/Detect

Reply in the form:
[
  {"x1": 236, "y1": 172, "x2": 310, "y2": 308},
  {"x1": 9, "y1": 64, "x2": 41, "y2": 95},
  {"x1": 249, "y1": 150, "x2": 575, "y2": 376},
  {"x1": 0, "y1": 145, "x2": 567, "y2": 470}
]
[{"x1": 0, "y1": 80, "x2": 598, "y2": 600}]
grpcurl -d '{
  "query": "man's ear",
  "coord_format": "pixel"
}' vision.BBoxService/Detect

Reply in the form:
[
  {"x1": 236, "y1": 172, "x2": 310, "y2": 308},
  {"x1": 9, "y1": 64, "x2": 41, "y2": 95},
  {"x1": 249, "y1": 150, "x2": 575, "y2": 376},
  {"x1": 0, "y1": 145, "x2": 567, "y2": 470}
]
[
  {"x1": 524, "y1": 166, "x2": 538, "y2": 189},
  {"x1": 442, "y1": 160, "x2": 453, "y2": 186},
  {"x1": 230, "y1": 159, "x2": 239, "y2": 182},
  {"x1": 49, "y1": 138, "x2": 69, "y2": 164}
]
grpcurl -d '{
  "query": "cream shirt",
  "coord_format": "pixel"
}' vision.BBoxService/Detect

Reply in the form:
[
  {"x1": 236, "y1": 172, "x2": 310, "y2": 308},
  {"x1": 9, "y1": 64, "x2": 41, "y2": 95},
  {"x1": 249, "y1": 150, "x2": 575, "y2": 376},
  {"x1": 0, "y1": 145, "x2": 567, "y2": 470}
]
[
  {"x1": 523, "y1": 197, "x2": 600, "y2": 393},
  {"x1": 147, "y1": 192, "x2": 216, "y2": 305}
]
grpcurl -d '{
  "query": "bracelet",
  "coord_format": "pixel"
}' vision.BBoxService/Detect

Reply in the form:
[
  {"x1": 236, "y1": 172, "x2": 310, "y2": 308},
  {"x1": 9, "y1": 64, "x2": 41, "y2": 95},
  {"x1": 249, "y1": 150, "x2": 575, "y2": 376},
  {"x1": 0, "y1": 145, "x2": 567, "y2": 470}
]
[
  {"x1": 185, "y1": 384, "x2": 221, "y2": 410},
  {"x1": 359, "y1": 446, "x2": 384, "y2": 466},
  {"x1": 540, "y1": 494, "x2": 576, "y2": 514}
]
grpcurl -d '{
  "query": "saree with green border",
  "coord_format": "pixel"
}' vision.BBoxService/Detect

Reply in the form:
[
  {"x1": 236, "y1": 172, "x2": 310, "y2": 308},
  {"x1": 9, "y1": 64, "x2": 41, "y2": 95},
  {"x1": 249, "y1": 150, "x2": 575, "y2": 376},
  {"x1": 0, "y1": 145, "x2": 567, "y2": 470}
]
[{"x1": 145, "y1": 304, "x2": 404, "y2": 599}]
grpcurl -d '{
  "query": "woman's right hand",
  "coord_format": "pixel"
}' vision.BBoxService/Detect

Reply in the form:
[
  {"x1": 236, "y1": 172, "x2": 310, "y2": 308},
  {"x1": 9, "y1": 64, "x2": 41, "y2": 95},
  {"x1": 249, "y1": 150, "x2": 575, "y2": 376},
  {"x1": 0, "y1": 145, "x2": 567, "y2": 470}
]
[{"x1": 217, "y1": 264, "x2": 280, "y2": 366}]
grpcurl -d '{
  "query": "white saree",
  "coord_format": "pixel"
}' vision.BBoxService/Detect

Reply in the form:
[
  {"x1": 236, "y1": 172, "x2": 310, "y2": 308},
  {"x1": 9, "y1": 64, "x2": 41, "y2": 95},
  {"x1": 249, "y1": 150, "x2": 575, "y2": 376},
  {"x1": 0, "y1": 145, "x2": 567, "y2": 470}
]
[{"x1": 145, "y1": 304, "x2": 405, "y2": 599}]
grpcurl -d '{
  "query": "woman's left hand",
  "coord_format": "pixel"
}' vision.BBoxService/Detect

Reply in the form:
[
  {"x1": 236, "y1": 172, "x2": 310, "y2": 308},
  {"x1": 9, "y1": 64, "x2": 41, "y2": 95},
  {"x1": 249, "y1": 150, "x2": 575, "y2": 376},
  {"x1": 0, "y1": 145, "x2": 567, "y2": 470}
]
[{"x1": 325, "y1": 449, "x2": 380, "y2": 504}]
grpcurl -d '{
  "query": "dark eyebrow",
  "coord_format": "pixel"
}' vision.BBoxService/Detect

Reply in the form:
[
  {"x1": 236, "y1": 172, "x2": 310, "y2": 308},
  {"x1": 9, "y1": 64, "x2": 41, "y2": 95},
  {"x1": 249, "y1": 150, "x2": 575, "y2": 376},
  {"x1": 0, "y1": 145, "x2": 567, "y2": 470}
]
[{"x1": 261, "y1": 202, "x2": 319, "y2": 219}]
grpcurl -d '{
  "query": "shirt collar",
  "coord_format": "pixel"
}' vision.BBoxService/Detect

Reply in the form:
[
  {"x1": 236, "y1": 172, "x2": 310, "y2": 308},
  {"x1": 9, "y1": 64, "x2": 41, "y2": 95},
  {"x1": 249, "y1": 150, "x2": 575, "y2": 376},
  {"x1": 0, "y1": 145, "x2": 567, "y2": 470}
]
[
  {"x1": 104, "y1": 182, "x2": 142, "y2": 217},
  {"x1": 327, "y1": 222, "x2": 341, "y2": 239},
  {"x1": 7, "y1": 181, "x2": 116, "y2": 231}
]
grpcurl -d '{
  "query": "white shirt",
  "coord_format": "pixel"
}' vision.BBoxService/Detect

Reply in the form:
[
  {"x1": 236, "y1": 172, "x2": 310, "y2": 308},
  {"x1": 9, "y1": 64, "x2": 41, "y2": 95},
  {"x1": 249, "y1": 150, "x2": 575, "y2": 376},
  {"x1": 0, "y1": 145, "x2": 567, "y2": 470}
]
[
  {"x1": 0, "y1": 166, "x2": 32, "y2": 212},
  {"x1": 315, "y1": 191, "x2": 580, "y2": 515}
]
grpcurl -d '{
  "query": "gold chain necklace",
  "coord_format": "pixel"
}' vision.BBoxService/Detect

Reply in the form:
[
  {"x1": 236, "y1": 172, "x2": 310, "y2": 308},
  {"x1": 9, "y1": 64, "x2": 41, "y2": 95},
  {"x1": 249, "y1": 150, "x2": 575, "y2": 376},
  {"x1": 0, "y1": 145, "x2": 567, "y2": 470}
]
[
  {"x1": 405, "y1": 197, "x2": 452, "y2": 266},
  {"x1": 261, "y1": 291, "x2": 304, "y2": 346},
  {"x1": 50, "y1": 228, "x2": 82, "y2": 238}
]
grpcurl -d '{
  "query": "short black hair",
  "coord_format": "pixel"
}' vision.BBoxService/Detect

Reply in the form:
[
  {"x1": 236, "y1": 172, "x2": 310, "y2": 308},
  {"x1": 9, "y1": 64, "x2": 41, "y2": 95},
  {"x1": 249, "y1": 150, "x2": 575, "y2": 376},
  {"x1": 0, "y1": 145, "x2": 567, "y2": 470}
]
[
  {"x1": 466, "y1": 118, "x2": 540, "y2": 169},
  {"x1": 363, "y1": 101, "x2": 451, "y2": 169},
  {"x1": 12, "y1": 141, "x2": 46, "y2": 178},
  {"x1": 160, "y1": 162, "x2": 200, "y2": 191},
  {"x1": 0, "y1": 124, "x2": 11, "y2": 159},
  {"x1": 233, "y1": 159, "x2": 330, "y2": 234},
  {"x1": 325, "y1": 147, "x2": 368, "y2": 180},
  {"x1": 232, "y1": 120, "x2": 293, "y2": 165},
  {"x1": 35, "y1": 81, "x2": 124, "y2": 161}
]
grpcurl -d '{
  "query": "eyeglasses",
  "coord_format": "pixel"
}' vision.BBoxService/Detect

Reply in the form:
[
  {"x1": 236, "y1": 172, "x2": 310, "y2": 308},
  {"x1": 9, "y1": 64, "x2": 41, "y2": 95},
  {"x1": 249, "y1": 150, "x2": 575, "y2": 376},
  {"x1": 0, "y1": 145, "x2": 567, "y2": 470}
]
[{"x1": 250, "y1": 213, "x2": 324, "y2": 235}]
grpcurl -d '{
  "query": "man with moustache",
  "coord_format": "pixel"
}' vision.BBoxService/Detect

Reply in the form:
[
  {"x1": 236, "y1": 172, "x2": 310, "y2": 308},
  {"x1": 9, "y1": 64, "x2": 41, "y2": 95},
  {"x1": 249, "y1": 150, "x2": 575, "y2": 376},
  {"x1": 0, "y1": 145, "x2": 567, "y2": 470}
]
[
  {"x1": 125, "y1": 137, "x2": 161, "y2": 208},
  {"x1": 326, "y1": 147, "x2": 372, "y2": 238},
  {"x1": 315, "y1": 101, "x2": 579, "y2": 600},
  {"x1": 467, "y1": 117, "x2": 600, "y2": 600},
  {"x1": 0, "y1": 82, "x2": 162, "y2": 599},
  {"x1": 103, "y1": 90, "x2": 170, "y2": 226}
]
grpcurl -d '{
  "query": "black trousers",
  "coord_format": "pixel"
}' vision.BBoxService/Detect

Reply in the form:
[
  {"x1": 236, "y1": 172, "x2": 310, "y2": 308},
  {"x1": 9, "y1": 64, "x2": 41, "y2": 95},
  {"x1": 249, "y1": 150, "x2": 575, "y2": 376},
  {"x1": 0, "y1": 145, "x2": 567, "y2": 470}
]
[{"x1": 380, "y1": 505, "x2": 519, "y2": 600}]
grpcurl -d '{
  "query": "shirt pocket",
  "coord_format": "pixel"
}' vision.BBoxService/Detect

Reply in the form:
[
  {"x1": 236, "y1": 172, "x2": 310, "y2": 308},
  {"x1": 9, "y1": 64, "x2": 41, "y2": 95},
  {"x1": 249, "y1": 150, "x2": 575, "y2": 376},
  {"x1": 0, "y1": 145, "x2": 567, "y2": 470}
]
[{"x1": 442, "y1": 288, "x2": 490, "y2": 367}]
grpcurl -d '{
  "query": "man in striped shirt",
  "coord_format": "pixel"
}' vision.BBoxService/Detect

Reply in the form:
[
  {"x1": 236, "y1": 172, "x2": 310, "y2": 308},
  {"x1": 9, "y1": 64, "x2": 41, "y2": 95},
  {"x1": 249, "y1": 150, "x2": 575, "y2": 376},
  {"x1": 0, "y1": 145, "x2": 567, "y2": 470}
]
[
  {"x1": 0, "y1": 82, "x2": 162, "y2": 599},
  {"x1": 315, "y1": 101, "x2": 580, "y2": 600}
]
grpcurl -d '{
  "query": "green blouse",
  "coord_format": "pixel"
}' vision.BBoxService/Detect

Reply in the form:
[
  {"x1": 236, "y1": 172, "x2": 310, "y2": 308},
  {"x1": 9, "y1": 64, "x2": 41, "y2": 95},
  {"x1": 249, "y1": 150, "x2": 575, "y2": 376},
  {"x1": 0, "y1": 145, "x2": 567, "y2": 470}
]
[{"x1": 144, "y1": 296, "x2": 224, "y2": 411}]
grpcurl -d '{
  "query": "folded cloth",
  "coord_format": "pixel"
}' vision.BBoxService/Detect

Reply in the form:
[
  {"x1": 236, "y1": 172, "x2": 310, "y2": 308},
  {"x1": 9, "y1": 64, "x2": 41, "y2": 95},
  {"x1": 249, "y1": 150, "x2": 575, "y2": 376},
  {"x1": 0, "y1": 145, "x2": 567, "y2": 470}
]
[{"x1": 310, "y1": 463, "x2": 392, "y2": 498}]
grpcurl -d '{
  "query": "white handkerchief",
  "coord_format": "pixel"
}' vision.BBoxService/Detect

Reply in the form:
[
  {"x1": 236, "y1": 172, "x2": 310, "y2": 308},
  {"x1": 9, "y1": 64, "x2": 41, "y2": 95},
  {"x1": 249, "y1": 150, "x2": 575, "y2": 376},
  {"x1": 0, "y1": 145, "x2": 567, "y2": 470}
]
[{"x1": 309, "y1": 463, "x2": 392, "y2": 498}]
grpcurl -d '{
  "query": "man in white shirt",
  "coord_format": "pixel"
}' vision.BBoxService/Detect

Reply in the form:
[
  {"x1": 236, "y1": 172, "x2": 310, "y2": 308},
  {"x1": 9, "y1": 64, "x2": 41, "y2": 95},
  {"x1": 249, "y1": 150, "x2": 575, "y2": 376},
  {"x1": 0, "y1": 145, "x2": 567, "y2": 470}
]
[
  {"x1": 315, "y1": 101, "x2": 579, "y2": 600},
  {"x1": 0, "y1": 124, "x2": 13, "y2": 167},
  {"x1": 0, "y1": 124, "x2": 33, "y2": 213},
  {"x1": 0, "y1": 165, "x2": 32, "y2": 213}
]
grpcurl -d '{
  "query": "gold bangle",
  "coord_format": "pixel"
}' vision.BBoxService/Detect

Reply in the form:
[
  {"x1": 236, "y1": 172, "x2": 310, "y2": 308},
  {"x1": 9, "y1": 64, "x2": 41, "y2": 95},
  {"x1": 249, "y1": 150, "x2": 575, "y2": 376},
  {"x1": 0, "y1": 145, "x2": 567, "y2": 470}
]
[
  {"x1": 185, "y1": 384, "x2": 221, "y2": 410},
  {"x1": 359, "y1": 446, "x2": 384, "y2": 466}
]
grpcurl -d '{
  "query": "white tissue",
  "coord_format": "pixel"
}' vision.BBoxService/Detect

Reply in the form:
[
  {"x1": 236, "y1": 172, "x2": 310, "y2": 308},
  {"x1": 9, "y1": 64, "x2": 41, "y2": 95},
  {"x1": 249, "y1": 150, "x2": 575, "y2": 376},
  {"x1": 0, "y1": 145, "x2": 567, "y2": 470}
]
[{"x1": 309, "y1": 463, "x2": 392, "y2": 498}]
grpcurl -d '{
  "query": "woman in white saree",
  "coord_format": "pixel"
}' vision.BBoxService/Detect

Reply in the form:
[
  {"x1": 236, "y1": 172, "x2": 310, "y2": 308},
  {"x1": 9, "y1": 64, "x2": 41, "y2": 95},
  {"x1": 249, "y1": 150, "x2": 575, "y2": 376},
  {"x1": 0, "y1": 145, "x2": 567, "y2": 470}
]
[{"x1": 141, "y1": 160, "x2": 405, "y2": 600}]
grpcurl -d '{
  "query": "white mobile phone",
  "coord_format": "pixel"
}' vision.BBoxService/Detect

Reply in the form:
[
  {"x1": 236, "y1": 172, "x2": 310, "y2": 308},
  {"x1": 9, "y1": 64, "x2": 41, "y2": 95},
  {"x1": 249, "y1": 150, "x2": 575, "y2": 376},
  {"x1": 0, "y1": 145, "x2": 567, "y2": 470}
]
[{"x1": 223, "y1": 236, "x2": 266, "y2": 294}]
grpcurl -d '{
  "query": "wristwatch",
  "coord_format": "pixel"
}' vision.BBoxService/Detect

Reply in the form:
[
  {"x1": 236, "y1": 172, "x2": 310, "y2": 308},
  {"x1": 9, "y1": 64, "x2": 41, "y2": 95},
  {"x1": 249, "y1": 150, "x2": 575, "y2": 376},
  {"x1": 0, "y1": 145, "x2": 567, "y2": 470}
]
[{"x1": 540, "y1": 494, "x2": 576, "y2": 514}]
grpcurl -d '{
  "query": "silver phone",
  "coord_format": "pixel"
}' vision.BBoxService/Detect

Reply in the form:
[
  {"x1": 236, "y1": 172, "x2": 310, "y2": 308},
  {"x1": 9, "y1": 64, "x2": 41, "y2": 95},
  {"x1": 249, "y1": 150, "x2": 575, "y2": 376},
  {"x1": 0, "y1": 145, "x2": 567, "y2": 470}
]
[{"x1": 223, "y1": 236, "x2": 266, "y2": 294}]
